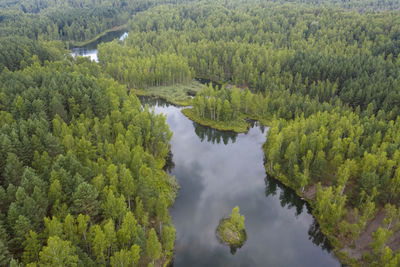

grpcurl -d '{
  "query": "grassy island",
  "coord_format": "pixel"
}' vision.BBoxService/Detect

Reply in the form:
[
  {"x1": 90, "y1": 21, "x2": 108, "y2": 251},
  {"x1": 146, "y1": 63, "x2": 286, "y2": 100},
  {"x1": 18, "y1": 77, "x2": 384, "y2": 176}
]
[
  {"x1": 216, "y1": 206, "x2": 247, "y2": 250},
  {"x1": 131, "y1": 80, "x2": 204, "y2": 106},
  {"x1": 182, "y1": 108, "x2": 249, "y2": 133}
]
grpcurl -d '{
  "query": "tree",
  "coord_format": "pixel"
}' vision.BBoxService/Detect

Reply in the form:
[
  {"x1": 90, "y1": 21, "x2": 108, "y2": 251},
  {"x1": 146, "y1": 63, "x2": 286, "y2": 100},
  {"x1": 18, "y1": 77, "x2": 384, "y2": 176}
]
[
  {"x1": 117, "y1": 212, "x2": 137, "y2": 248},
  {"x1": 161, "y1": 225, "x2": 175, "y2": 253},
  {"x1": 63, "y1": 214, "x2": 78, "y2": 245},
  {"x1": 315, "y1": 184, "x2": 347, "y2": 233},
  {"x1": 22, "y1": 231, "x2": 41, "y2": 264},
  {"x1": 230, "y1": 88, "x2": 241, "y2": 118},
  {"x1": 371, "y1": 227, "x2": 393, "y2": 255},
  {"x1": 383, "y1": 204, "x2": 400, "y2": 230},
  {"x1": 119, "y1": 167, "x2": 135, "y2": 209},
  {"x1": 103, "y1": 219, "x2": 117, "y2": 261},
  {"x1": 102, "y1": 189, "x2": 127, "y2": 226},
  {"x1": 11, "y1": 215, "x2": 33, "y2": 254},
  {"x1": 39, "y1": 236, "x2": 78, "y2": 267},
  {"x1": 3, "y1": 153, "x2": 23, "y2": 186},
  {"x1": 110, "y1": 245, "x2": 140, "y2": 267},
  {"x1": 155, "y1": 196, "x2": 170, "y2": 233},
  {"x1": 44, "y1": 217, "x2": 63, "y2": 238},
  {"x1": 91, "y1": 225, "x2": 107, "y2": 264},
  {"x1": 0, "y1": 239, "x2": 11, "y2": 267},
  {"x1": 71, "y1": 182, "x2": 100, "y2": 218},
  {"x1": 76, "y1": 214, "x2": 90, "y2": 249},
  {"x1": 231, "y1": 206, "x2": 245, "y2": 231},
  {"x1": 146, "y1": 228, "x2": 161, "y2": 264}
]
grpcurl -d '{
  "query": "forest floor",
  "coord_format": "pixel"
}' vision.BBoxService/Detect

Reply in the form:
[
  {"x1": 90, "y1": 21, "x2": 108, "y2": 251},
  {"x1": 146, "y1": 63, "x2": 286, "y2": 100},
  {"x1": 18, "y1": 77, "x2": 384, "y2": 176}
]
[
  {"x1": 266, "y1": 169, "x2": 383, "y2": 266},
  {"x1": 341, "y1": 210, "x2": 386, "y2": 261},
  {"x1": 341, "y1": 209, "x2": 400, "y2": 263},
  {"x1": 132, "y1": 80, "x2": 204, "y2": 106}
]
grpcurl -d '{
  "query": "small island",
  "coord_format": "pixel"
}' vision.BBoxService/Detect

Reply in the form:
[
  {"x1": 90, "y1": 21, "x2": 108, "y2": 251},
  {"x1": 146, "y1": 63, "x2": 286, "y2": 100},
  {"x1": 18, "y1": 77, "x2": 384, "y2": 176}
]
[{"x1": 216, "y1": 206, "x2": 247, "y2": 253}]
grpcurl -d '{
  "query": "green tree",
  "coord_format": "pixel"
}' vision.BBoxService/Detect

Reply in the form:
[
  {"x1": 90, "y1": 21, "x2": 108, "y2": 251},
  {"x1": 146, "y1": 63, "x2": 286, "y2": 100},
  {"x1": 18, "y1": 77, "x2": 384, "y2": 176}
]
[
  {"x1": 371, "y1": 227, "x2": 393, "y2": 255},
  {"x1": 39, "y1": 236, "x2": 78, "y2": 267},
  {"x1": 110, "y1": 244, "x2": 140, "y2": 267},
  {"x1": 231, "y1": 206, "x2": 245, "y2": 231},
  {"x1": 71, "y1": 182, "x2": 100, "y2": 218},
  {"x1": 22, "y1": 231, "x2": 41, "y2": 264},
  {"x1": 146, "y1": 228, "x2": 161, "y2": 264},
  {"x1": 161, "y1": 225, "x2": 175, "y2": 253},
  {"x1": 117, "y1": 212, "x2": 137, "y2": 248}
]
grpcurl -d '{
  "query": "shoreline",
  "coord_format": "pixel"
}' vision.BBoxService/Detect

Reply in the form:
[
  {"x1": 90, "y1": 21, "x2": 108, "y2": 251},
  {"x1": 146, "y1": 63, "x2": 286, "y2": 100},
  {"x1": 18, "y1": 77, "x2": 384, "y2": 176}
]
[
  {"x1": 68, "y1": 23, "x2": 128, "y2": 48},
  {"x1": 264, "y1": 166, "x2": 360, "y2": 267},
  {"x1": 181, "y1": 108, "x2": 249, "y2": 133},
  {"x1": 139, "y1": 94, "x2": 352, "y2": 266}
]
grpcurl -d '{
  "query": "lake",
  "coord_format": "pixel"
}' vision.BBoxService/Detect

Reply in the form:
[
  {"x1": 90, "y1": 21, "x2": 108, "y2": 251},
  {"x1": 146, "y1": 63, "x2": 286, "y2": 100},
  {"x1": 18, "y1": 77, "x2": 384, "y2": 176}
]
[
  {"x1": 70, "y1": 31, "x2": 128, "y2": 62},
  {"x1": 140, "y1": 97, "x2": 341, "y2": 267},
  {"x1": 72, "y1": 33, "x2": 342, "y2": 266}
]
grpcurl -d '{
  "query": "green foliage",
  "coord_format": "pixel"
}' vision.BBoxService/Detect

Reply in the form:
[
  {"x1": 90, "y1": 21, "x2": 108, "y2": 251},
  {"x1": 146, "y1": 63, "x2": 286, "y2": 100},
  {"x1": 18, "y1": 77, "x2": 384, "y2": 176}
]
[
  {"x1": 216, "y1": 207, "x2": 246, "y2": 248},
  {"x1": 371, "y1": 227, "x2": 393, "y2": 255},
  {"x1": 38, "y1": 236, "x2": 78, "y2": 267},
  {"x1": 315, "y1": 184, "x2": 347, "y2": 233},
  {"x1": 0, "y1": 46, "x2": 176, "y2": 265},
  {"x1": 4, "y1": 0, "x2": 400, "y2": 266},
  {"x1": 0, "y1": 0, "x2": 196, "y2": 42},
  {"x1": 146, "y1": 228, "x2": 161, "y2": 263},
  {"x1": 99, "y1": 42, "x2": 192, "y2": 88},
  {"x1": 231, "y1": 206, "x2": 245, "y2": 232}
]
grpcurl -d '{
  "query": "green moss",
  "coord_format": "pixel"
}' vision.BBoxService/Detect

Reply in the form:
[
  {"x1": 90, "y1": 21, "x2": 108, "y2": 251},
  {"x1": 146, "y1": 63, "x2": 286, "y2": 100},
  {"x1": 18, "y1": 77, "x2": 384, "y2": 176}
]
[
  {"x1": 182, "y1": 108, "x2": 249, "y2": 133},
  {"x1": 132, "y1": 80, "x2": 203, "y2": 106}
]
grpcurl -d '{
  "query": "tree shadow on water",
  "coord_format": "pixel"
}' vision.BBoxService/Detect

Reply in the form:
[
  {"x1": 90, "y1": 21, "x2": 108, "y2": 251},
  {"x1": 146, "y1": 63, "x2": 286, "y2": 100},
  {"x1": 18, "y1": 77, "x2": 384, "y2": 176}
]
[
  {"x1": 193, "y1": 122, "x2": 238, "y2": 145},
  {"x1": 264, "y1": 175, "x2": 333, "y2": 253}
]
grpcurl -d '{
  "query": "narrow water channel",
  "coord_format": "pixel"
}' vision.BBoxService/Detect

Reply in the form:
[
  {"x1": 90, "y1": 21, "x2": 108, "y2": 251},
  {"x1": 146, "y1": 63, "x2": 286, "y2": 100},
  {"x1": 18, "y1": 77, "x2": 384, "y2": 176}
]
[
  {"x1": 70, "y1": 30, "x2": 128, "y2": 62},
  {"x1": 140, "y1": 97, "x2": 341, "y2": 267}
]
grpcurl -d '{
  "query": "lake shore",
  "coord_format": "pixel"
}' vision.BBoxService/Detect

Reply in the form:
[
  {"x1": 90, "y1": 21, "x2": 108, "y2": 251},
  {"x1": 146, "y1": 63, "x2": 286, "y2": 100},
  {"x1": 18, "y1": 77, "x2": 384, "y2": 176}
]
[{"x1": 69, "y1": 23, "x2": 128, "y2": 48}]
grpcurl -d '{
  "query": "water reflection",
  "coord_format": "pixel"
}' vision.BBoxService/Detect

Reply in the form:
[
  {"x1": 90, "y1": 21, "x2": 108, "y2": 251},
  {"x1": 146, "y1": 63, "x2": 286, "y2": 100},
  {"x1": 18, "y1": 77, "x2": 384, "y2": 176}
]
[
  {"x1": 308, "y1": 220, "x2": 334, "y2": 253},
  {"x1": 264, "y1": 175, "x2": 333, "y2": 253},
  {"x1": 264, "y1": 176, "x2": 305, "y2": 217},
  {"x1": 193, "y1": 122, "x2": 237, "y2": 145},
  {"x1": 69, "y1": 33, "x2": 341, "y2": 266},
  {"x1": 196, "y1": 78, "x2": 222, "y2": 89},
  {"x1": 139, "y1": 96, "x2": 239, "y2": 144},
  {"x1": 164, "y1": 150, "x2": 175, "y2": 173},
  {"x1": 70, "y1": 30, "x2": 127, "y2": 62},
  {"x1": 138, "y1": 96, "x2": 340, "y2": 267},
  {"x1": 138, "y1": 96, "x2": 172, "y2": 108}
]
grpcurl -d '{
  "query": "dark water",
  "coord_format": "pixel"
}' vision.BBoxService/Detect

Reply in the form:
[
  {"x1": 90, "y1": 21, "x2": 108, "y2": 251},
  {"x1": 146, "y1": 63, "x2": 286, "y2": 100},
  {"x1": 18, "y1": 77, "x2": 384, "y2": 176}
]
[
  {"x1": 140, "y1": 97, "x2": 341, "y2": 267},
  {"x1": 195, "y1": 78, "x2": 223, "y2": 89},
  {"x1": 70, "y1": 31, "x2": 128, "y2": 62}
]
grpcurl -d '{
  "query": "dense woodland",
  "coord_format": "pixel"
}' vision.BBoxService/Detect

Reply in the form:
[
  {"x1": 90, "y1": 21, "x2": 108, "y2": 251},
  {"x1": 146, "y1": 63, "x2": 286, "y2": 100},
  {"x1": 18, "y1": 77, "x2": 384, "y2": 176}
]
[
  {"x1": 0, "y1": 48, "x2": 177, "y2": 265},
  {"x1": 97, "y1": 1, "x2": 400, "y2": 265},
  {"x1": 0, "y1": 0, "x2": 196, "y2": 42},
  {"x1": 3, "y1": 0, "x2": 400, "y2": 266}
]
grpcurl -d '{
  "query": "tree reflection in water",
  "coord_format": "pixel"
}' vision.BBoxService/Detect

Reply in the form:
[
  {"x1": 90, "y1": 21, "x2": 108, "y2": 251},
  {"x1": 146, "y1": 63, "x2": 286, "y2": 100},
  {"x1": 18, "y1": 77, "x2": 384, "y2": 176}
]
[
  {"x1": 264, "y1": 175, "x2": 333, "y2": 253},
  {"x1": 193, "y1": 122, "x2": 237, "y2": 145},
  {"x1": 138, "y1": 96, "x2": 171, "y2": 108}
]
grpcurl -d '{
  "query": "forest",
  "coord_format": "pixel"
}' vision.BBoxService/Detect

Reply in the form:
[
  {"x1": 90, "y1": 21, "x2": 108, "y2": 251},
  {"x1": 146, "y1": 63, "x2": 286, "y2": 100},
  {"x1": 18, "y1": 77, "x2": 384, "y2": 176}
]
[
  {"x1": 0, "y1": 0, "x2": 197, "y2": 43},
  {"x1": 2, "y1": 0, "x2": 400, "y2": 266},
  {"x1": 96, "y1": 1, "x2": 400, "y2": 265},
  {"x1": 0, "y1": 47, "x2": 177, "y2": 265}
]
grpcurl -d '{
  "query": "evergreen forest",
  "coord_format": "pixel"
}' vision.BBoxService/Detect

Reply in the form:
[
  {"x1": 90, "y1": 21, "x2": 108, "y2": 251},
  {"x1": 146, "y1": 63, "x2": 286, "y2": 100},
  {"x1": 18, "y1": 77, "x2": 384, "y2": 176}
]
[{"x1": 2, "y1": 0, "x2": 400, "y2": 266}]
